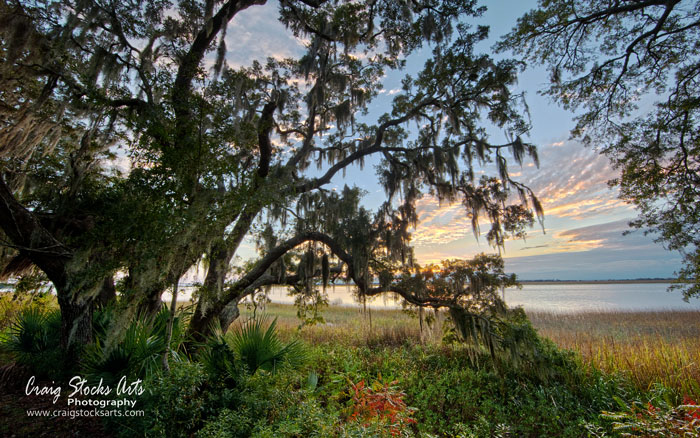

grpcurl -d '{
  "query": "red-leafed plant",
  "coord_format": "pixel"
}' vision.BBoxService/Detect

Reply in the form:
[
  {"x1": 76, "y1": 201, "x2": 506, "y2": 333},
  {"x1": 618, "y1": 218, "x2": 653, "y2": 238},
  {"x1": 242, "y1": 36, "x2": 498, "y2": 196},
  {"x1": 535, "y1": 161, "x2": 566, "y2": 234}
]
[
  {"x1": 345, "y1": 377, "x2": 417, "y2": 436},
  {"x1": 602, "y1": 395, "x2": 700, "y2": 437},
  {"x1": 682, "y1": 396, "x2": 700, "y2": 423}
]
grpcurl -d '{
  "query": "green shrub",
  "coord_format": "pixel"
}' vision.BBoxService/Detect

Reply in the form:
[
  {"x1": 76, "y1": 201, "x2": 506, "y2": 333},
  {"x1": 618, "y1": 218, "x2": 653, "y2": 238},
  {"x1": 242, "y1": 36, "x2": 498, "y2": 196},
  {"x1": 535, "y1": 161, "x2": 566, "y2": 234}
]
[
  {"x1": 109, "y1": 341, "x2": 319, "y2": 438},
  {"x1": 226, "y1": 372, "x2": 336, "y2": 438},
  {"x1": 197, "y1": 330, "x2": 242, "y2": 387},
  {"x1": 108, "y1": 361, "x2": 209, "y2": 438},
  {"x1": 227, "y1": 316, "x2": 306, "y2": 375},
  {"x1": 82, "y1": 305, "x2": 187, "y2": 385},
  {"x1": 1, "y1": 306, "x2": 67, "y2": 379},
  {"x1": 198, "y1": 394, "x2": 334, "y2": 438},
  {"x1": 304, "y1": 337, "x2": 630, "y2": 437},
  {"x1": 195, "y1": 408, "x2": 253, "y2": 438}
]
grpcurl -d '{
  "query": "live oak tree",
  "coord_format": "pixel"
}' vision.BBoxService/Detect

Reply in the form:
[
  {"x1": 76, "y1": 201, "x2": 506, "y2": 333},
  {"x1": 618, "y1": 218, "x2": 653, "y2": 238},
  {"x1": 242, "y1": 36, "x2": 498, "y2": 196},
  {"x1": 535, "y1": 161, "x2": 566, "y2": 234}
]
[
  {"x1": 0, "y1": 0, "x2": 541, "y2": 355},
  {"x1": 500, "y1": 0, "x2": 700, "y2": 297}
]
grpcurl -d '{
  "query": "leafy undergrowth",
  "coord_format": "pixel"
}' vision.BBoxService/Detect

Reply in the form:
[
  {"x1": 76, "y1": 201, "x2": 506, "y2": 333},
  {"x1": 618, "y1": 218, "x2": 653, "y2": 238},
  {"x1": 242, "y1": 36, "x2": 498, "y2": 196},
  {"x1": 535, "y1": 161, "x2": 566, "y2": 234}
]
[
  {"x1": 597, "y1": 394, "x2": 700, "y2": 438},
  {"x1": 100, "y1": 339, "x2": 653, "y2": 437},
  {"x1": 2, "y1": 300, "x2": 699, "y2": 437},
  {"x1": 345, "y1": 377, "x2": 417, "y2": 436}
]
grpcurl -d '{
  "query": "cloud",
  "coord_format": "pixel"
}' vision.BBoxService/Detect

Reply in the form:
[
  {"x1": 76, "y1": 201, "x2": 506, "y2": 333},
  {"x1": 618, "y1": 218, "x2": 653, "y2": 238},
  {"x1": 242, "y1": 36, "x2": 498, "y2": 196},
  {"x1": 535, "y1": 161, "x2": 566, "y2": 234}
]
[
  {"x1": 503, "y1": 246, "x2": 682, "y2": 280},
  {"x1": 412, "y1": 219, "x2": 682, "y2": 279},
  {"x1": 544, "y1": 198, "x2": 630, "y2": 221},
  {"x1": 516, "y1": 139, "x2": 627, "y2": 220},
  {"x1": 554, "y1": 219, "x2": 656, "y2": 251},
  {"x1": 409, "y1": 139, "x2": 627, "y2": 247},
  {"x1": 224, "y1": 4, "x2": 305, "y2": 68},
  {"x1": 411, "y1": 196, "x2": 485, "y2": 246},
  {"x1": 520, "y1": 244, "x2": 549, "y2": 251}
]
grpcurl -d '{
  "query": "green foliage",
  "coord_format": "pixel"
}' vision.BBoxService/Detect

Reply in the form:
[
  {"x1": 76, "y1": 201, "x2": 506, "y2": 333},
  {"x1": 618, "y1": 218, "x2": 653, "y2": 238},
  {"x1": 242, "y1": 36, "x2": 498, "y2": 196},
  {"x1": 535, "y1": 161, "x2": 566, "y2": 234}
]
[
  {"x1": 227, "y1": 316, "x2": 306, "y2": 375},
  {"x1": 301, "y1": 329, "x2": 635, "y2": 437},
  {"x1": 594, "y1": 389, "x2": 700, "y2": 437},
  {"x1": 195, "y1": 376, "x2": 335, "y2": 438},
  {"x1": 194, "y1": 409, "x2": 254, "y2": 438},
  {"x1": 196, "y1": 329, "x2": 242, "y2": 388},
  {"x1": 113, "y1": 361, "x2": 209, "y2": 438},
  {"x1": 81, "y1": 306, "x2": 187, "y2": 385},
  {"x1": 1, "y1": 306, "x2": 66, "y2": 379},
  {"x1": 293, "y1": 288, "x2": 328, "y2": 328},
  {"x1": 111, "y1": 358, "x2": 333, "y2": 438},
  {"x1": 398, "y1": 349, "x2": 614, "y2": 437}
]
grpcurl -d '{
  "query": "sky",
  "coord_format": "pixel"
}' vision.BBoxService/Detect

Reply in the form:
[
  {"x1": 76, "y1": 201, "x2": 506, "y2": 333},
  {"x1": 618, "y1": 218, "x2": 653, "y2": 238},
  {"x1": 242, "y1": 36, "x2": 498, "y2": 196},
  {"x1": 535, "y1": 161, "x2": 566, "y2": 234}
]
[{"x1": 220, "y1": 0, "x2": 684, "y2": 281}]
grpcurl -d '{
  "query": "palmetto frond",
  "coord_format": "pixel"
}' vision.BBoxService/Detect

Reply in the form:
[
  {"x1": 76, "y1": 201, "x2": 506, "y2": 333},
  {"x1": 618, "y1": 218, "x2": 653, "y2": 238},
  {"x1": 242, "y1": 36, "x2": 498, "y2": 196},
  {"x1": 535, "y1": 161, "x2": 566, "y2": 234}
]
[{"x1": 227, "y1": 316, "x2": 305, "y2": 374}]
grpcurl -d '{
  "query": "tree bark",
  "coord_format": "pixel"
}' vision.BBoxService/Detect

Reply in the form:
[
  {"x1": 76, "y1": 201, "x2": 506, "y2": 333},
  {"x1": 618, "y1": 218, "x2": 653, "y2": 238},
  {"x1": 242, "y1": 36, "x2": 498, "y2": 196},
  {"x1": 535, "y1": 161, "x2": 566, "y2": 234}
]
[
  {"x1": 218, "y1": 299, "x2": 241, "y2": 333},
  {"x1": 0, "y1": 176, "x2": 95, "y2": 355},
  {"x1": 56, "y1": 287, "x2": 94, "y2": 358},
  {"x1": 189, "y1": 290, "x2": 244, "y2": 342},
  {"x1": 96, "y1": 276, "x2": 116, "y2": 307},
  {"x1": 140, "y1": 286, "x2": 165, "y2": 316},
  {"x1": 162, "y1": 278, "x2": 179, "y2": 373}
]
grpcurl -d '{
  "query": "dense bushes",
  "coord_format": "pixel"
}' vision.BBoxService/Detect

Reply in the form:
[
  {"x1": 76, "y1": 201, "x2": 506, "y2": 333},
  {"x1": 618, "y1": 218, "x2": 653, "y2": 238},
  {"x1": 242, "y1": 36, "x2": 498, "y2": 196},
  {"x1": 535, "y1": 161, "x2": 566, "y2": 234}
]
[
  {"x1": 82, "y1": 306, "x2": 188, "y2": 386},
  {"x1": 1, "y1": 302, "x2": 189, "y2": 383},
  {"x1": 105, "y1": 360, "x2": 333, "y2": 438},
  {"x1": 101, "y1": 338, "x2": 633, "y2": 437},
  {"x1": 1, "y1": 299, "x2": 697, "y2": 437}
]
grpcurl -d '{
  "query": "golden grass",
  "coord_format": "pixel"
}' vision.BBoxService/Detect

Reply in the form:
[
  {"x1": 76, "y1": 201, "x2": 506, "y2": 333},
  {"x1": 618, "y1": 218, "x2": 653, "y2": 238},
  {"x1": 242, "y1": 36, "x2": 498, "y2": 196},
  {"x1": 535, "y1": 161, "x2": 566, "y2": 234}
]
[
  {"x1": 236, "y1": 303, "x2": 426, "y2": 347},
  {"x1": 528, "y1": 310, "x2": 700, "y2": 397},
  {"x1": 240, "y1": 304, "x2": 700, "y2": 397}
]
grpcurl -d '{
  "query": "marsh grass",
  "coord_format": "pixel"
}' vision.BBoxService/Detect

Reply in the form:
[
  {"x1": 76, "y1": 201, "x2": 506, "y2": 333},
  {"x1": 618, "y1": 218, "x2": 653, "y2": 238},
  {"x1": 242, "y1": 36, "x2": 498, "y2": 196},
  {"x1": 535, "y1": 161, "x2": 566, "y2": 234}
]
[
  {"x1": 237, "y1": 303, "x2": 426, "y2": 347},
  {"x1": 241, "y1": 304, "x2": 700, "y2": 397},
  {"x1": 528, "y1": 310, "x2": 700, "y2": 398}
]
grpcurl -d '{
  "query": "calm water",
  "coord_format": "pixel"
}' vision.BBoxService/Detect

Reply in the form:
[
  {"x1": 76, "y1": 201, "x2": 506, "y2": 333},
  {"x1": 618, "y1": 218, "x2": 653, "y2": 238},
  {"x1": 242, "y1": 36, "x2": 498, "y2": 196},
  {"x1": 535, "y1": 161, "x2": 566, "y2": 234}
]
[
  {"x1": 245, "y1": 283, "x2": 700, "y2": 313},
  {"x1": 505, "y1": 283, "x2": 700, "y2": 312}
]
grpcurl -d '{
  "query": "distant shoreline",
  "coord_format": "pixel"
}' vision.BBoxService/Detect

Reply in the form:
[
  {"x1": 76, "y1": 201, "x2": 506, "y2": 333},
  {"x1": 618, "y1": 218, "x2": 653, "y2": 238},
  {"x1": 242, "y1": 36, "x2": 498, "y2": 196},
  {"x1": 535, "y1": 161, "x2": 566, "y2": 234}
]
[{"x1": 518, "y1": 279, "x2": 677, "y2": 285}]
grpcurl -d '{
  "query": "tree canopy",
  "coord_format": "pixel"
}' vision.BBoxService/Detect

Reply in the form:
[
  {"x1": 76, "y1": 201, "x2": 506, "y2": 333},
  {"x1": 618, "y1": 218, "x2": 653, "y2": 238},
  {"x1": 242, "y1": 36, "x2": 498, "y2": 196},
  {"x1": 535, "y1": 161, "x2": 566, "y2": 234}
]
[
  {"x1": 0, "y1": 0, "x2": 542, "y2": 353},
  {"x1": 500, "y1": 0, "x2": 700, "y2": 297}
]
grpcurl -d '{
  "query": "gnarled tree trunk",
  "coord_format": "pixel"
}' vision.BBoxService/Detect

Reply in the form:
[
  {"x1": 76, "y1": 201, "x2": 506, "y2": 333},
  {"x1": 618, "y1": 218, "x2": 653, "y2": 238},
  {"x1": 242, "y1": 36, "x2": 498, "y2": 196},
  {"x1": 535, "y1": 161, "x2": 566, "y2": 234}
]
[
  {"x1": 56, "y1": 288, "x2": 94, "y2": 358},
  {"x1": 0, "y1": 177, "x2": 94, "y2": 356}
]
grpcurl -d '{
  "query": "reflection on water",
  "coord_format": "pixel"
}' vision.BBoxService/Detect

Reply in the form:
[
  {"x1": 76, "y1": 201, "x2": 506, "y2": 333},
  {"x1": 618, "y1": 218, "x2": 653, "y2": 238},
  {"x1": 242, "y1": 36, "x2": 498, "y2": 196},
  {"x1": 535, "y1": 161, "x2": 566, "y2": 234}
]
[
  {"x1": 256, "y1": 283, "x2": 700, "y2": 312},
  {"x1": 258, "y1": 285, "x2": 406, "y2": 308},
  {"x1": 505, "y1": 283, "x2": 700, "y2": 312},
  {"x1": 165, "y1": 283, "x2": 700, "y2": 313}
]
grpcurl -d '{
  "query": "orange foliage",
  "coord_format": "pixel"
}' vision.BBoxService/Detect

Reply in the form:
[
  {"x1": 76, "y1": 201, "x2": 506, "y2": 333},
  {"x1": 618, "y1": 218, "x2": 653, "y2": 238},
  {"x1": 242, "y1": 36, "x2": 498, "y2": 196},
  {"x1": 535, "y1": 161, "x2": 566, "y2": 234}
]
[{"x1": 346, "y1": 377, "x2": 417, "y2": 436}]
